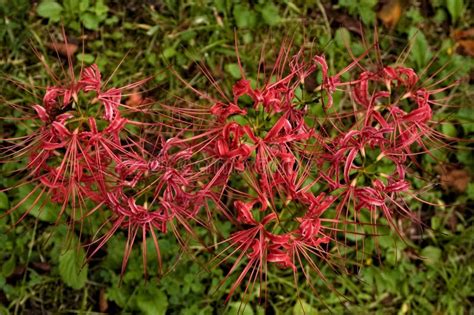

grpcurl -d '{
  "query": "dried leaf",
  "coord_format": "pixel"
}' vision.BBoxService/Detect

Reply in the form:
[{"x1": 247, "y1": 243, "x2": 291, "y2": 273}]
[
  {"x1": 456, "y1": 40, "x2": 474, "y2": 56},
  {"x1": 452, "y1": 28, "x2": 474, "y2": 56},
  {"x1": 99, "y1": 288, "x2": 109, "y2": 313},
  {"x1": 31, "y1": 262, "x2": 51, "y2": 272},
  {"x1": 452, "y1": 28, "x2": 474, "y2": 40},
  {"x1": 47, "y1": 42, "x2": 78, "y2": 57},
  {"x1": 436, "y1": 165, "x2": 471, "y2": 193},
  {"x1": 378, "y1": 0, "x2": 402, "y2": 29},
  {"x1": 125, "y1": 88, "x2": 143, "y2": 107},
  {"x1": 323, "y1": 4, "x2": 362, "y2": 35}
]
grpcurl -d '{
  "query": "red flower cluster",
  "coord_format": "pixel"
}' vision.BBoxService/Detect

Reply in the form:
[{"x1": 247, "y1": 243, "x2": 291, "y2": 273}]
[
  {"x1": 1, "y1": 42, "x2": 445, "y2": 302},
  {"x1": 165, "y1": 45, "x2": 443, "y2": 300},
  {"x1": 3, "y1": 65, "x2": 135, "y2": 222}
]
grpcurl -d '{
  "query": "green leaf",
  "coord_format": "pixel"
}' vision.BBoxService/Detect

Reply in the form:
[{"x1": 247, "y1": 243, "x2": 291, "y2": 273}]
[
  {"x1": 334, "y1": 27, "x2": 351, "y2": 47},
  {"x1": 405, "y1": 7, "x2": 424, "y2": 24},
  {"x1": 434, "y1": 8, "x2": 448, "y2": 23},
  {"x1": 62, "y1": 0, "x2": 79, "y2": 13},
  {"x1": 94, "y1": 0, "x2": 109, "y2": 19},
  {"x1": 293, "y1": 300, "x2": 318, "y2": 315},
  {"x1": 0, "y1": 191, "x2": 9, "y2": 210},
  {"x1": 79, "y1": 0, "x2": 90, "y2": 12},
  {"x1": 228, "y1": 302, "x2": 254, "y2": 315},
  {"x1": 360, "y1": 9, "x2": 376, "y2": 25},
  {"x1": 106, "y1": 285, "x2": 128, "y2": 308},
  {"x1": 58, "y1": 247, "x2": 88, "y2": 290},
  {"x1": 17, "y1": 185, "x2": 57, "y2": 223},
  {"x1": 0, "y1": 275, "x2": 5, "y2": 289},
  {"x1": 136, "y1": 287, "x2": 168, "y2": 315},
  {"x1": 37, "y1": 0, "x2": 63, "y2": 22},
  {"x1": 147, "y1": 25, "x2": 160, "y2": 36},
  {"x1": 2, "y1": 161, "x2": 22, "y2": 187},
  {"x1": 377, "y1": 235, "x2": 395, "y2": 249},
  {"x1": 77, "y1": 53, "x2": 95, "y2": 64},
  {"x1": 259, "y1": 3, "x2": 280, "y2": 26},
  {"x1": 421, "y1": 246, "x2": 442, "y2": 266},
  {"x1": 105, "y1": 15, "x2": 119, "y2": 26},
  {"x1": 441, "y1": 122, "x2": 457, "y2": 137},
  {"x1": 431, "y1": 216, "x2": 442, "y2": 230},
  {"x1": 408, "y1": 28, "x2": 432, "y2": 69},
  {"x1": 81, "y1": 12, "x2": 100, "y2": 30},
  {"x1": 225, "y1": 63, "x2": 242, "y2": 79},
  {"x1": 2, "y1": 255, "x2": 15, "y2": 277},
  {"x1": 233, "y1": 4, "x2": 257, "y2": 28},
  {"x1": 162, "y1": 47, "x2": 176, "y2": 59},
  {"x1": 466, "y1": 183, "x2": 474, "y2": 200},
  {"x1": 446, "y1": 0, "x2": 464, "y2": 23},
  {"x1": 457, "y1": 107, "x2": 474, "y2": 134}
]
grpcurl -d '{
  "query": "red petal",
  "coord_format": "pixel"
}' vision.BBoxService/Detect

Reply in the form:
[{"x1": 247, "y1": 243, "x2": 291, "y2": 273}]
[{"x1": 32, "y1": 104, "x2": 49, "y2": 122}]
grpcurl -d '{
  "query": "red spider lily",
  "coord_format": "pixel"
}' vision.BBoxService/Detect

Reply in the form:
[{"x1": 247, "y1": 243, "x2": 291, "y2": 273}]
[
  {"x1": 213, "y1": 187, "x2": 346, "y2": 304},
  {"x1": 174, "y1": 36, "x2": 451, "y2": 304},
  {"x1": 79, "y1": 64, "x2": 101, "y2": 92},
  {"x1": 85, "y1": 136, "x2": 210, "y2": 276},
  {"x1": 0, "y1": 62, "x2": 151, "y2": 229},
  {"x1": 214, "y1": 122, "x2": 252, "y2": 172},
  {"x1": 210, "y1": 102, "x2": 246, "y2": 122},
  {"x1": 1, "y1": 32, "x2": 454, "y2": 309},
  {"x1": 213, "y1": 208, "x2": 279, "y2": 302}
]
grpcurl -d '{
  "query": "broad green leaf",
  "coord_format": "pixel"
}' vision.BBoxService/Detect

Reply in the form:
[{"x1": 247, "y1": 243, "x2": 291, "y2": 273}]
[
  {"x1": 37, "y1": 0, "x2": 63, "y2": 22},
  {"x1": 58, "y1": 247, "x2": 88, "y2": 290},
  {"x1": 259, "y1": 3, "x2": 280, "y2": 26},
  {"x1": 1, "y1": 255, "x2": 15, "y2": 277},
  {"x1": 362, "y1": 0, "x2": 378, "y2": 7},
  {"x1": 162, "y1": 47, "x2": 176, "y2": 59},
  {"x1": 107, "y1": 285, "x2": 128, "y2": 308},
  {"x1": 62, "y1": 0, "x2": 79, "y2": 12},
  {"x1": 0, "y1": 191, "x2": 9, "y2": 210},
  {"x1": 0, "y1": 275, "x2": 5, "y2": 289},
  {"x1": 441, "y1": 122, "x2": 457, "y2": 137},
  {"x1": 408, "y1": 28, "x2": 432, "y2": 69},
  {"x1": 360, "y1": 10, "x2": 376, "y2": 25},
  {"x1": 293, "y1": 300, "x2": 318, "y2": 315},
  {"x1": 182, "y1": 305, "x2": 214, "y2": 315},
  {"x1": 225, "y1": 63, "x2": 242, "y2": 79},
  {"x1": 457, "y1": 107, "x2": 474, "y2": 134},
  {"x1": 431, "y1": 216, "x2": 442, "y2": 230},
  {"x1": 233, "y1": 4, "x2": 257, "y2": 28},
  {"x1": 94, "y1": 0, "x2": 109, "y2": 19},
  {"x1": 105, "y1": 15, "x2": 119, "y2": 26},
  {"x1": 434, "y1": 8, "x2": 448, "y2": 23},
  {"x1": 446, "y1": 0, "x2": 464, "y2": 23},
  {"x1": 17, "y1": 185, "x2": 57, "y2": 223},
  {"x1": 377, "y1": 235, "x2": 395, "y2": 249},
  {"x1": 228, "y1": 302, "x2": 254, "y2": 315},
  {"x1": 405, "y1": 7, "x2": 424, "y2": 24},
  {"x1": 466, "y1": 183, "x2": 474, "y2": 200},
  {"x1": 77, "y1": 53, "x2": 95, "y2": 64},
  {"x1": 136, "y1": 287, "x2": 168, "y2": 315},
  {"x1": 79, "y1": 0, "x2": 90, "y2": 12},
  {"x1": 2, "y1": 161, "x2": 22, "y2": 187},
  {"x1": 81, "y1": 12, "x2": 100, "y2": 30},
  {"x1": 335, "y1": 27, "x2": 351, "y2": 47},
  {"x1": 386, "y1": 247, "x2": 404, "y2": 265},
  {"x1": 421, "y1": 246, "x2": 442, "y2": 266}
]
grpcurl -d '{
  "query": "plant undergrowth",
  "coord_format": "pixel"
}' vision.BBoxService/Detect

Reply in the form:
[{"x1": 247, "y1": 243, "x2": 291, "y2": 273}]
[{"x1": 0, "y1": 1, "x2": 472, "y2": 314}]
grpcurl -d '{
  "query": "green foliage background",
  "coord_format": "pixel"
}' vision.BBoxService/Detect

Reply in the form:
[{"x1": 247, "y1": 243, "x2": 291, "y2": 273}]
[{"x1": 0, "y1": 0, "x2": 473, "y2": 314}]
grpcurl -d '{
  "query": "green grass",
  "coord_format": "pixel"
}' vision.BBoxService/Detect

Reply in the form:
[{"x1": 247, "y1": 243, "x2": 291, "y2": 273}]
[{"x1": 0, "y1": 0, "x2": 473, "y2": 314}]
